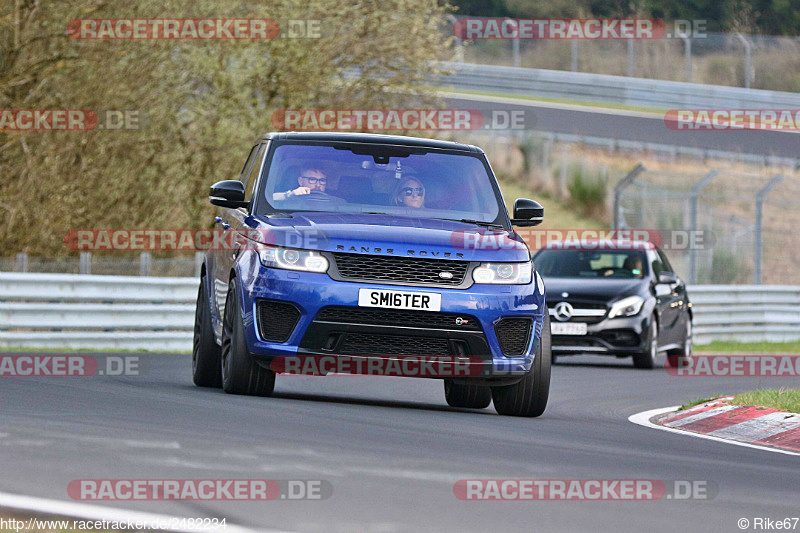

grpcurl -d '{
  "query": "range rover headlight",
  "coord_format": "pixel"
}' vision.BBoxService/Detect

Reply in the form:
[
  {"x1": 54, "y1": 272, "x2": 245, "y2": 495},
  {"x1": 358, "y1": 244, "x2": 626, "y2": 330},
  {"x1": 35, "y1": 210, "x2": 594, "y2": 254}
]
[
  {"x1": 258, "y1": 246, "x2": 329, "y2": 273},
  {"x1": 472, "y1": 261, "x2": 532, "y2": 284},
  {"x1": 608, "y1": 295, "x2": 645, "y2": 318}
]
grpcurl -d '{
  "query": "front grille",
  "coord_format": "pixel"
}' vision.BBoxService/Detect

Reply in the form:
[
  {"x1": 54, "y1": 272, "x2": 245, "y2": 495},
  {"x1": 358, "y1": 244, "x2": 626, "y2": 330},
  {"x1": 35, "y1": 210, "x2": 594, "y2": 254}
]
[
  {"x1": 332, "y1": 253, "x2": 469, "y2": 286},
  {"x1": 494, "y1": 318, "x2": 533, "y2": 356},
  {"x1": 315, "y1": 306, "x2": 480, "y2": 331},
  {"x1": 338, "y1": 332, "x2": 452, "y2": 356},
  {"x1": 548, "y1": 302, "x2": 607, "y2": 324},
  {"x1": 257, "y1": 300, "x2": 301, "y2": 342}
]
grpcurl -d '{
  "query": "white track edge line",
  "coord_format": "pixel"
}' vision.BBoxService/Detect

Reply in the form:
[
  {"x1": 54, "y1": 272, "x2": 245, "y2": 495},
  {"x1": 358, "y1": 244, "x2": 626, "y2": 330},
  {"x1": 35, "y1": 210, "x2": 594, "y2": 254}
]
[
  {"x1": 628, "y1": 406, "x2": 800, "y2": 457},
  {"x1": 0, "y1": 491, "x2": 291, "y2": 533}
]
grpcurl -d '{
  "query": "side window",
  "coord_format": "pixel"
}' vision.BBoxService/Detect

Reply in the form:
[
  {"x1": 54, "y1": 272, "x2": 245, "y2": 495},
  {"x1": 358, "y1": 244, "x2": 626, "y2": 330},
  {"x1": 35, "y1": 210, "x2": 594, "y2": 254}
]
[
  {"x1": 243, "y1": 143, "x2": 267, "y2": 202},
  {"x1": 649, "y1": 250, "x2": 664, "y2": 277},
  {"x1": 657, "y1": 249, "x2": 674, "y2": 274},
  {"x1": 239, "y1": 145, "x2": 258, "y2": 182}
]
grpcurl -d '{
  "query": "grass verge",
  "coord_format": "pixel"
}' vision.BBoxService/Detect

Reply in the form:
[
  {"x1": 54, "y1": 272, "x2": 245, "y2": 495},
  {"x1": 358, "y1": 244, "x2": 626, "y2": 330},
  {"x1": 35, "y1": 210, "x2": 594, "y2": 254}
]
[
  {"x1": 695, "y1": 341, "x2": 800, "y2": 354},
  {"x1": 440, "y1": 87, "x2": 668, "y2": 114},
  {"x1": 732, "y1": 389, "x2": 800, "y2": 414}
]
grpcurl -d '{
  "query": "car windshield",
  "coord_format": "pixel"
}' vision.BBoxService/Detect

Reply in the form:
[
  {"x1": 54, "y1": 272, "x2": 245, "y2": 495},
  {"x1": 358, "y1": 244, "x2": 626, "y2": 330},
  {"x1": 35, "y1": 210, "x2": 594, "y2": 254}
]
[
  {"x1": 534, "y1": 249, "x2": 648, "y2": 279},
  {"x1": 259, "y1": 142, "x2": 503, "y2": 224}
]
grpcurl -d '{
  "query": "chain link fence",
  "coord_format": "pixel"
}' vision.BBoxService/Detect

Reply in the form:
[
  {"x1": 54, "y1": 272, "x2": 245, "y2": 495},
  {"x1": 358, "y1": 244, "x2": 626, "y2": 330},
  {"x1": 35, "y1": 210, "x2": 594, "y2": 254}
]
[{"x1": 614, "y1": 166, "x2": 797, "y2": 285}]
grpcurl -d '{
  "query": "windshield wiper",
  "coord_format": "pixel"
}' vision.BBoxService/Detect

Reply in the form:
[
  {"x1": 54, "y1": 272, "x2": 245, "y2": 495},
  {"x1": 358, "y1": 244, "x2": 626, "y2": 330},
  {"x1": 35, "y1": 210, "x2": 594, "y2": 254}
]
[{"x1": 436, "y1": 218, "x2": 505, "y2": 229}]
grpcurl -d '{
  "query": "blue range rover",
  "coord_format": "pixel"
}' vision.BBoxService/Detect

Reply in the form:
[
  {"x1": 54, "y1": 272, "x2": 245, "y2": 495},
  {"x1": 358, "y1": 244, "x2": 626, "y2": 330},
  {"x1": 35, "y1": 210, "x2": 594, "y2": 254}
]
[{"x1": 193, "y1": 132, "x2": 551, "y2": 417}]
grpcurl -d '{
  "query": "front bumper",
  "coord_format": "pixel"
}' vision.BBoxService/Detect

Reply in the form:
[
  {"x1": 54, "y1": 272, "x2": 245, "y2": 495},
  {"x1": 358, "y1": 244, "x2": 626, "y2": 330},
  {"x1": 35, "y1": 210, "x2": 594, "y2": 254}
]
[
  {"x1": 550, "y1": 313, "x2": 651, "y2": 356},
  {"x1": 236, "y1": 255, "x2": 546, "y2": 376}
]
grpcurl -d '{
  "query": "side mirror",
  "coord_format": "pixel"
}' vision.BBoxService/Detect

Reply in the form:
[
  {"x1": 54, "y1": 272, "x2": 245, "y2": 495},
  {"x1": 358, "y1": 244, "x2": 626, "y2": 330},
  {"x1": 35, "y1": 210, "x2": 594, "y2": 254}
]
[
  {"x1": 209, "y1": 180, "x2": 249, "y2": 209},
  {"x1": 511, "y1": 198, "x2": 543, "y2": 227},
  {"x1": 657, "y1": 272, "x2": 678, "y2": 285}
]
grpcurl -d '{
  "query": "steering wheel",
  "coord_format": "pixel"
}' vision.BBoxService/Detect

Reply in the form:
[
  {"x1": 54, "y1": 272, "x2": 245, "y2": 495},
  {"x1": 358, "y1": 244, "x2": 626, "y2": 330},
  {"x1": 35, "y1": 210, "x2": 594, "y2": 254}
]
[{"x1": 305, "y1": 190, "x2": 333, "y2": 199}]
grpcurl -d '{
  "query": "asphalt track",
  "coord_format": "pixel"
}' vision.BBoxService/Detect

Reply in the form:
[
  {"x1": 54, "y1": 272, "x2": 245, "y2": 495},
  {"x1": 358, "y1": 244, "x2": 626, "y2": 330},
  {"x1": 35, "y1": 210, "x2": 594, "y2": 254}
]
[
  {"x1": 1, "y1": 352, "x2": 798, "y2": 532},
  {"x1": 443, "y1": 93, "x2": 800, "y2": 160}
]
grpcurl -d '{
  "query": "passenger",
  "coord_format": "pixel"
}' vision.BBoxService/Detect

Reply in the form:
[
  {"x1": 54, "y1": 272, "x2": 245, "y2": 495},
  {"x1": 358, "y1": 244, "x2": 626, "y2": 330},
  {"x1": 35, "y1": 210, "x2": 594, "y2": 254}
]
[{"x1": 393, "y1": 178, "x2": 425, "y2": 208}]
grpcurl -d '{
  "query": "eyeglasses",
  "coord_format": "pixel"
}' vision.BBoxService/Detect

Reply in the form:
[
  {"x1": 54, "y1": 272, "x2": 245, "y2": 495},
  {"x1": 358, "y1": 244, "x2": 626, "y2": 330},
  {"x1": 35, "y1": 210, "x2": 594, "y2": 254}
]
[
  {"x1": 300, "y1": 176, "x2": 327, "y2": 185},
  {"x1": 401, "y1": 187, "x2": 425, "y2": 197}
]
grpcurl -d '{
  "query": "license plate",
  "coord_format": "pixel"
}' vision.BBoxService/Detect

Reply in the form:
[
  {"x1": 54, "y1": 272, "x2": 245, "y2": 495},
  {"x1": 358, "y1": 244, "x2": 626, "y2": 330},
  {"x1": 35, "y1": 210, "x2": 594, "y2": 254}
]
[
  {"x1": 551, "y1": 322, "x2": 588, "y2": 335},
  {"x1": 358, "y1": 289, "x2": 441, "y2": 312}
]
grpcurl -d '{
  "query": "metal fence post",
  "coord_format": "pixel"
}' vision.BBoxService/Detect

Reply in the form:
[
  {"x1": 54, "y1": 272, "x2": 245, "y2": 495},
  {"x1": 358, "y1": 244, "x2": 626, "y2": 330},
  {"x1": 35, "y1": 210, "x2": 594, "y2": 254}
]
[
  {"x1": 15, "y1": 253, "x2": 28, "y2": 272},
  {"x1": 627, "y1": 40, "x2": 634, "y2": 77},
  {"x1": 681, "y1": 34, "x2": 692, "y2": 82},
  {"x1": 79, "y1": 252, "x2": 91, "y2": 275},
  {"x1": 140, "y1": 252, "x2": 152, "y2": 277},
  {"x1": 735, "y1": 32, "x2": 752, "y2": 89},
  {"x1": 446, "y1": 15, "x2": 464, "y2": 63},
  {"x1": 559, "y1": 145, "x2": 568, "y2": 198},
  {"x1": 688, "y1": 169, "x2": 720, "y2": 284},
  {"x1": 754, "y1": 174, "x2": 784, "y2": 284},
  {"x1": 613, "y1": 163, "x2": 645, "y2": 229},
  {"x1": 512, "y1": 36, "x2": 520, "y2": 67},
  {"x1": 571, "y1": 40, "x2": 578, "y2": 72}
]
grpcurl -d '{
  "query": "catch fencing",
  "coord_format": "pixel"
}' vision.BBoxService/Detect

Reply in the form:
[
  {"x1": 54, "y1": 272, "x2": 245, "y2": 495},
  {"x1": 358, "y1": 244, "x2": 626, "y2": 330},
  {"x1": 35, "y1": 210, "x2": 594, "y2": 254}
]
[{"x1": 613, "y1": 164, "x2": 797, "y2": 285}]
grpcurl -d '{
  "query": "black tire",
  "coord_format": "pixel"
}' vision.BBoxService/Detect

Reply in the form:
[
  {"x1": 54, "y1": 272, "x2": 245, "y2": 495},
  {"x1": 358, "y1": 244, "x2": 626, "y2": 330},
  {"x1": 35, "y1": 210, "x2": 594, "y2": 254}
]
[
  {"x1": 192, "y1": 274, "x2": 222, "y2": 388},
  {"x1": 491, "y1": 314, "x2": 551, "y2": 417},
  {"x1": 666, "y1": 316, "x2": 693, "y2": 368},
  {"x1": 444, "y1": 379, "x2": 492, "y2": 409},
  {"x1": 221, "y1": 277, "x2": 276, "y2": 396},
  {"x1": 632, "y1": 316, "x2": 658, "y2": 369}
]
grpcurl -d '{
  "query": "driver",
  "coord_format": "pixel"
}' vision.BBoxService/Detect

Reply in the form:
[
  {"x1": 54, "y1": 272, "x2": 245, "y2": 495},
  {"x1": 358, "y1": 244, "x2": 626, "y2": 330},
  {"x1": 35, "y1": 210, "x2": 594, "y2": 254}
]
[
  {"x1": 273, "y1": 166, "x2": 330, "y2": 201},
  {"x1": 623, "y1": 254, "x2": 644, "y2": 278}
]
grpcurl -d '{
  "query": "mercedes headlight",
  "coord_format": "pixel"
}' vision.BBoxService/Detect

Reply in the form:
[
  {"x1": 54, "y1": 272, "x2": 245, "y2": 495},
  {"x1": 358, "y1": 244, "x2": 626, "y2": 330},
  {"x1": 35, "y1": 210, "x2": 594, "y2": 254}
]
[
  {"x1": 608, "y1": 295, "x2": 644, "y2": 318},
  {"x1": 472, "y1": 261, "x2": 532, "y2": 285},
  {"x1": 257, "y1": 246, "x2": 329, "y2": 273}
]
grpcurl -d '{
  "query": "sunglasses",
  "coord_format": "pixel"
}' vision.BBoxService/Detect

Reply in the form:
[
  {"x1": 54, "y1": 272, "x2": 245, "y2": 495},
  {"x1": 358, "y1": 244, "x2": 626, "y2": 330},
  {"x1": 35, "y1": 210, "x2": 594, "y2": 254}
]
[
  {"x1": 401, "y1": 187, "x2": 425, "y2": 197},
  {"x1": 300, "y1": 176, "x2": 327, "y2": 185}
]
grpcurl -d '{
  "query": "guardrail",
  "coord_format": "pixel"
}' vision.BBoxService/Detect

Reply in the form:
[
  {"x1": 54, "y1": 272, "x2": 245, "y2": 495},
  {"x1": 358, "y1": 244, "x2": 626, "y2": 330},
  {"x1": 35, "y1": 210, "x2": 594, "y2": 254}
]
[
  {"x1": 0, "y1": 273, "x2": 797, "y2": 351},
  {"x1": 437, "y1": 61, "x2": 800, "y2": 110},
  {"x1": 0, "y1": 273, "x2": 198, "y2": 352},
  {"x1": 689, "y1": 285, "x2": 800, "y2": 344}
]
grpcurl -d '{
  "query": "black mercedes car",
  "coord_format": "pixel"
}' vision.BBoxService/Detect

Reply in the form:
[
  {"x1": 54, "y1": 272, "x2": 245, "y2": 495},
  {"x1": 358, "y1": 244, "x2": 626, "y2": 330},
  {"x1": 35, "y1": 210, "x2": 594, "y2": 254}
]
[{"x1": 532, "y1": 240, "x2": 692, "y2": 369}]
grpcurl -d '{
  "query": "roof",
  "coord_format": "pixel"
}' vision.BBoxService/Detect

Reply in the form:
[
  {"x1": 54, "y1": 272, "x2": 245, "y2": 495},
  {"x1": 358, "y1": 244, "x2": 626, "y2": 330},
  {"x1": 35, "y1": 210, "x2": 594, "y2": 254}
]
[{"x1": 261, "y1": 131, "x2": 481, "y2": 152}]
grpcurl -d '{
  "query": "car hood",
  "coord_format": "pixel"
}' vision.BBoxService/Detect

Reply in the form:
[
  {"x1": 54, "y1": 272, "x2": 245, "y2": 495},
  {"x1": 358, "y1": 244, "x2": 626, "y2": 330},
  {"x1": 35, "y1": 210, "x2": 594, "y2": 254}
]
[
  {"x1": 540, "y1": 277, "x2": 644, "y2": 302},
  {"x1": 243, "y1": 212, "x2": 530, "y2": 262}
]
